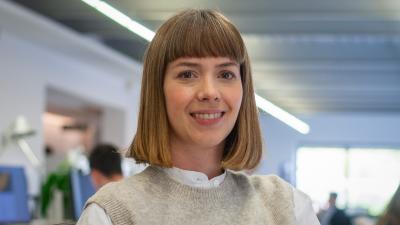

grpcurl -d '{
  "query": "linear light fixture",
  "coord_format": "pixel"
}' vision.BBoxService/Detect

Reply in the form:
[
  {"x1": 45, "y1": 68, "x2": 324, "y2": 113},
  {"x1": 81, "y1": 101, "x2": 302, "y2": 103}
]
[
  {"x1": 80, "y1": 0, "x2": 155, "y2": 41},
  {"x1": 80, "y1": 0, "x2": 310, "y2": 134},
  {"x1": 255, "y1": 93, "x2": 310, "y2": 134}
]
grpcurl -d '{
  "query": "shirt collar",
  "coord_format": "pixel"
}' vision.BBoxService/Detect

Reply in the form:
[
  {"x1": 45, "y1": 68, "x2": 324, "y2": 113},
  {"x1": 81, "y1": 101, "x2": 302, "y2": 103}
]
[{"x1": 160, "y1": 166, "x2": 226, "y2": 189}]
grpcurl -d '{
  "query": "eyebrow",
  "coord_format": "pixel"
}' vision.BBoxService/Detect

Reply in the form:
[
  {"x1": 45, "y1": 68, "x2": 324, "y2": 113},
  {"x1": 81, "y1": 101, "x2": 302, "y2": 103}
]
[
  {"x1": 216, "y1": 62, "x2": 239, "y2": 68},
  {"x1": 173, "y1": 61, "x2": 239, "y2": 69}
]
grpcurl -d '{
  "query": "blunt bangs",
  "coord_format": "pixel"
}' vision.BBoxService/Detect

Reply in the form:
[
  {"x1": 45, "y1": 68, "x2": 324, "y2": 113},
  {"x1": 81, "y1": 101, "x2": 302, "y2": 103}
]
[{"x1": 161, "y1": 10, "x2": 246, "y2": 65}]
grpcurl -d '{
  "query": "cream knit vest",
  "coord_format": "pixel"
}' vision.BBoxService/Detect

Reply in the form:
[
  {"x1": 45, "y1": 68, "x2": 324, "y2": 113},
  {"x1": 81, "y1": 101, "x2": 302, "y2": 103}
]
[{"x1": 85, "y1": 166, "x2": 295, "y2": 225}]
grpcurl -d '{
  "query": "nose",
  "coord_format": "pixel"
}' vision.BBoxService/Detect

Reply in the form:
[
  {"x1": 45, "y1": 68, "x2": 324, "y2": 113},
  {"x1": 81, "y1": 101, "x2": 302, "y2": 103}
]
[{"x1": 196, "y1": 76, "x2": 221, "y2": 102}]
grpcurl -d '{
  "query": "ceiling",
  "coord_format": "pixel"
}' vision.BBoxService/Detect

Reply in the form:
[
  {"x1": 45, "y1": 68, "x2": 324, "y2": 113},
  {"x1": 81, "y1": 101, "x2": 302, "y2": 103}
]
[{"x1": 10, "y1": 0, "x2": 400, "y2": 114}]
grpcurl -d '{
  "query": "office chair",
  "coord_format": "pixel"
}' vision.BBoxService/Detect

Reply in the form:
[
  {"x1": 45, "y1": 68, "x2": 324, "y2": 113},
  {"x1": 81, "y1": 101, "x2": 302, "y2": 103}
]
[
  {"x1": 70, "y1": 168, "x2": 95, "y2": 220},
  {"x1": 0, "y1": 166, "x2": 30, "y2": 224}
]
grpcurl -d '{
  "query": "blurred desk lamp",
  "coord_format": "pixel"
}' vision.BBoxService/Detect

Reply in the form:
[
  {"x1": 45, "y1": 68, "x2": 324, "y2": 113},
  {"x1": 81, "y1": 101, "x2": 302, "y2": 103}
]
[{"x1": 1, "y1": 116, "x2": 41, "y2": 168}]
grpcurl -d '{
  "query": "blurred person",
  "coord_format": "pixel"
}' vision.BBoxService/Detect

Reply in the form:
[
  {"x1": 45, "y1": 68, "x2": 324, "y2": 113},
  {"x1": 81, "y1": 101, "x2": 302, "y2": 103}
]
[
  {"x1": 89, "y1": 144, "x2": 123, "y2": 190},
  {"x1": 376, "y1": 184, "x2": 400, "y2": 225},
  {"x1": 318, "y1": 192, "x2": 352, "y2": 225}
]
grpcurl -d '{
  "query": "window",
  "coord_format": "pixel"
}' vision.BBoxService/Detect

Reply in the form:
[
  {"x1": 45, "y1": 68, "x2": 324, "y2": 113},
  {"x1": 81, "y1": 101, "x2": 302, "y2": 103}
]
[{"x1": 296, "y1": 147, "x2": 400, "y2": 216}]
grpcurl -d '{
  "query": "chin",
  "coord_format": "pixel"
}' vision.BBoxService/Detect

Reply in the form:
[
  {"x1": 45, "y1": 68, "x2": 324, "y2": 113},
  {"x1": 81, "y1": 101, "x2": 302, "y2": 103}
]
[{"x1": 193, "y1": 136, "x2": 225, "y2": 149}]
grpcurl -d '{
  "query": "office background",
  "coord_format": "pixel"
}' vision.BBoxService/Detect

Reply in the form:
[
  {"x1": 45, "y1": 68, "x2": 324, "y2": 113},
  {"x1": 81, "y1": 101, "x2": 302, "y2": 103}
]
[{"x1": 0, "y1": 0, "x2": 399, "y2": 223}]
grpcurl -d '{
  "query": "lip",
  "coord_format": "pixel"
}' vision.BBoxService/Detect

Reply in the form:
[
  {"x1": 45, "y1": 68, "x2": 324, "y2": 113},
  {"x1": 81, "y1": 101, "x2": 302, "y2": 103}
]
[{"x1": 189, "y1": 110, "x2": 225, "y2": 126}]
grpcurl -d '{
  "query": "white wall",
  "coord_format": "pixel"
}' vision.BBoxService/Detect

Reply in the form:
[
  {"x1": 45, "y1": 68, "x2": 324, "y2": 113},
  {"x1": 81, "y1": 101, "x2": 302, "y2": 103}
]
[
  {"x1": 0, "y1": 1, "x2": 141, "y2": 195},
  {"x1": 101, "y1": 107, "x2": 126, "y2": 148},
  {"x1": 0, "y1": 33, "x2": 46, "y2": 195},
  {"x1": 257, "y1": 112, "x2": 400, "y2": 183}
]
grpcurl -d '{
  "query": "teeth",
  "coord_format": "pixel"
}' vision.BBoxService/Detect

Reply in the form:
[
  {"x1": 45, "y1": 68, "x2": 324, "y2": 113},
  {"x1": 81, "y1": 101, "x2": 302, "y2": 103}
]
[{"x1": 193, "y1": 113, "x2": 222, "y2": 120}]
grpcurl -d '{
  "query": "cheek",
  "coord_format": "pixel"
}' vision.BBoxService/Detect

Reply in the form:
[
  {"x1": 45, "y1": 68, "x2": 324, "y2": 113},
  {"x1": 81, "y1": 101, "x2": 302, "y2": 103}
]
[
  {"x1": 228, "y1": 86, "x2": 243, "y2": 112},
  {"x1": 164, "y1": 86, "x2": 191, "y2": 116}
]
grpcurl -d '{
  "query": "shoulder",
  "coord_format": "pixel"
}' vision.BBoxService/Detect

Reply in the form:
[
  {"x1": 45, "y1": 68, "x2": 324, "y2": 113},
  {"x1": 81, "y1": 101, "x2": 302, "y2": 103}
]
[
  {"x1": 83, "y1": 168, "x2": 158, "y2": 224},
  {"x1": 77, "y1": 203, "x2": 112, "y2": 225},
  {"x1": 229, "y1": 171, "x2": 293, "y2": 193},
  {"x1": 228, "y1": 172, "x2": 295, "y2": 206},
  {"x1": 89, "y1": 175, "x2": 141, "y2": 199},
  {"x1": 252, "y1": 174, "x2": 294, "y2": 201},
  {"x1": 333, "y1": 208, "x2": 349, "y2": 218},
  {"x1": 85, "y1": 167, "x2": 158, "y2": 208},
  {"x1": 228, "y1": 172, "x2": 297, "y2": 223},
  {"x1": 331, "y1": 208, "x2": 352, "y2": 225},
  {"x1": 292, "y1": 189, "x2": 321, "y2": 225},
  {"x1": 250, "y1": 174, "x2": 292, "y2": 189}
]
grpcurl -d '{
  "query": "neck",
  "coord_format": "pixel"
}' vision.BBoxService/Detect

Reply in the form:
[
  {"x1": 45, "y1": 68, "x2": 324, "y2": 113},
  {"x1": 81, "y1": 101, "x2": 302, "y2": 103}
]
[
  {"x1": 169, "y1": 139, "x2": 224, "y2": 179},
  {"x1": 93, "y1": 173, "x2": 123, "y2": 190},
  {"x1": 109, "y1": 174, "x2": 123, "y2": 181}
]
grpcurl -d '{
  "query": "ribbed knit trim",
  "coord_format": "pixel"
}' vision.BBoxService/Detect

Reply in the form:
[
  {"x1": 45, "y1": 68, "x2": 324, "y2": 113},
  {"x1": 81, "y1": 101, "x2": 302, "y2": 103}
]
[
  {"x1": 95, "y1": 196, "x2": 134, "y2": 225},
  {"x1": 143, "y1": 166, "x2": 238, "y2": 203}
]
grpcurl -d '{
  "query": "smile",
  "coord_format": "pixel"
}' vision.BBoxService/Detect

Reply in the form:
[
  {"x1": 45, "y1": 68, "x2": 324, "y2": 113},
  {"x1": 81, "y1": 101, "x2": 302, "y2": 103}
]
[{"x1": 191, "y1": 112, "x2": 223, "y2": 120}]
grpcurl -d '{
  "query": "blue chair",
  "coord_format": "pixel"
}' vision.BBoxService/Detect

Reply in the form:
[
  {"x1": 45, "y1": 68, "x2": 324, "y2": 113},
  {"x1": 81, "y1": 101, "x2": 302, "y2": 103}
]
[
  {"x1": 70, "y1": 169, "x2": 95, "y2": 220},
  {"x1": 0, "y1": 166, "x2": 30, "y2": 223}
]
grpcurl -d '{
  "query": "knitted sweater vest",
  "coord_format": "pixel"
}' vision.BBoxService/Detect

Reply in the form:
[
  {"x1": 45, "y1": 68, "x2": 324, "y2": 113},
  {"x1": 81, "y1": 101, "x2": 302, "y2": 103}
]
[{"x1": 85, "y1": 166, "x2": 295, "y2": 225}]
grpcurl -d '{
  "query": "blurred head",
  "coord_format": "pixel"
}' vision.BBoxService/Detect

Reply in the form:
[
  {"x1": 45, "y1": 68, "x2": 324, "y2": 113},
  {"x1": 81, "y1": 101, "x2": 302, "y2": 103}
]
[
  {"x1": 127, "y1": 9, "x2": 263, "y2": 171},
  {"x1": 329, "y1": 192, "x2": 338, "y2": 206},
  {"x1": 89, "y1": 143, "x2": 123, "y2": 189}
]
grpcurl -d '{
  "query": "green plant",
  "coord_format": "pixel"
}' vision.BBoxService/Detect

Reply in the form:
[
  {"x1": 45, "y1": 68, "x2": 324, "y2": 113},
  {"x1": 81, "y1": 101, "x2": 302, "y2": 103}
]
[{"x1": 40, "y1": 161, "x2": 73, "y2": 219}]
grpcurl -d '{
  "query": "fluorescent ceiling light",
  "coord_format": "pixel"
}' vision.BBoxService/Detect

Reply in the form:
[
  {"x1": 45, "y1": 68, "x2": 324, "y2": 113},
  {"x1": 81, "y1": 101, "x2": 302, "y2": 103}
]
[
  {"x1": 255, "y1": 93, "x2": 310, "y2": 134},
  {"x1": 80, "y1": 0, "x2": 155, "y2": 41},
  {"x1": 80, "y1": 0, "x2": 310, "y2": 134}
]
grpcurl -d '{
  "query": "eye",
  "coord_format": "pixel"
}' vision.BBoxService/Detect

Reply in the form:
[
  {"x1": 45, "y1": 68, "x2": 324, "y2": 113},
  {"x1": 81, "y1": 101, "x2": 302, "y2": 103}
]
[
  {"x1": 219, "y1": 71, "x2": 236, "y2": 80},
  {"x1": 177, "y1": 71, "x2": 196, "y2": 79}
]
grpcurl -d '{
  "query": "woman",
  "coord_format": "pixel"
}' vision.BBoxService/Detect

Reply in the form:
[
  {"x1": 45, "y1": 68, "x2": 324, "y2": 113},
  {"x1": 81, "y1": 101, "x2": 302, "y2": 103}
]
[{"x1": 77, "y1": 9, "x2": 320, "y2": 225}]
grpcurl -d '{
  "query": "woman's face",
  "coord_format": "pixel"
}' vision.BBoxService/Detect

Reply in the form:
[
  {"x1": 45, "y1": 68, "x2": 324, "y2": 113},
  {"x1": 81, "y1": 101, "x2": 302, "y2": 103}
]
[{"x1": 163, "y1": 57, "x2": 243, "y2": 150}]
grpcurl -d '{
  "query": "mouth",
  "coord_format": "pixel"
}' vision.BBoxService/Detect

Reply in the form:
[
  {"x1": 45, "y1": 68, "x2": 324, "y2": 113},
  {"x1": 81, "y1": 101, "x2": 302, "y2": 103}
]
[{"x1": 190, "y1": 112, "x2": 225, "y2": 120}]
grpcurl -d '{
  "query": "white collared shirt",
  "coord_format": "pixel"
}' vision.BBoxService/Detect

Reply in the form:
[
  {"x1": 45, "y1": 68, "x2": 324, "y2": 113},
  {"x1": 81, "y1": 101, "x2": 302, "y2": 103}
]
[
  {"x1": 77, "y1": 167, "x2": 320, "y2": 225},
  {"x1": 162, "y1": 166, "x2": 226, "y2": 188}
]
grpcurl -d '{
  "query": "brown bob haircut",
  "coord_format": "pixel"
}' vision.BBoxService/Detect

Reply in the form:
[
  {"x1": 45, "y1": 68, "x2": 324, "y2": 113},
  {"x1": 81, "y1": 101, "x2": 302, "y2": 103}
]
[{"x1": 127, "y1": 9, "x2": 263, "y2": 171}]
